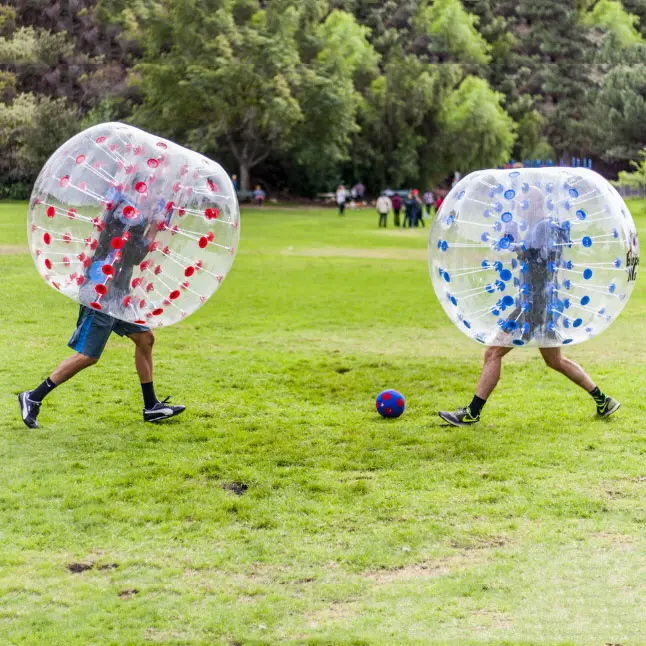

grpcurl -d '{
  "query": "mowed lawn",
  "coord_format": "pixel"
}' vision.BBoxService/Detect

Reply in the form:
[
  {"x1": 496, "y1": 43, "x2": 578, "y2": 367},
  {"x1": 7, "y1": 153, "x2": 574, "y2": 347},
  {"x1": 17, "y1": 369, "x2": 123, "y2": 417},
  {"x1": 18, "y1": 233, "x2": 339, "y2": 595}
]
[{"x1": 1, "y1": 200, "x2": 646, "y2": 645}]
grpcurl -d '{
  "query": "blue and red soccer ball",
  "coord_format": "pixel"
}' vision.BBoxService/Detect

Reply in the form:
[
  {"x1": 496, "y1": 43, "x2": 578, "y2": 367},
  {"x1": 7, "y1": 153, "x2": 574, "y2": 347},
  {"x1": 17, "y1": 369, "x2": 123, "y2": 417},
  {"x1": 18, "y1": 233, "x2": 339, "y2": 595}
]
[{"x1": 376, "y1": 389, "x2": 406, "y2": 418}]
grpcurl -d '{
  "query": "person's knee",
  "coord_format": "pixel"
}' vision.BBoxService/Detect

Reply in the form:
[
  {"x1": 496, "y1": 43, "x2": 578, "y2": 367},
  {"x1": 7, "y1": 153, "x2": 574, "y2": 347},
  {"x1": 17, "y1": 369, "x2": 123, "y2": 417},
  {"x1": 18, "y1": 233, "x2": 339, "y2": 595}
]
[
  {"x1": 79, "y1": 354, "x2": 99, "y2": 367},
  {"x1": 484, "y1": 347, "x2": 506, "y2": 363},
  {"x1": 542, "y1": 352, "x2": 563, "y2": 371},
  {"x1": 134, "y1": 331, "x2": 155, "y2": 352}
]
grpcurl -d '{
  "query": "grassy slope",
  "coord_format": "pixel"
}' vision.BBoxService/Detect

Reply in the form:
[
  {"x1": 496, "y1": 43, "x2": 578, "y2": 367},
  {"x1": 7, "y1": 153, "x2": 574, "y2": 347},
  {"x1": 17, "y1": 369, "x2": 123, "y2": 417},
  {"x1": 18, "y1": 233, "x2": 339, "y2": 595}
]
[{"x1": 1, "y1": 201, "x2": 646, "y2": 645}]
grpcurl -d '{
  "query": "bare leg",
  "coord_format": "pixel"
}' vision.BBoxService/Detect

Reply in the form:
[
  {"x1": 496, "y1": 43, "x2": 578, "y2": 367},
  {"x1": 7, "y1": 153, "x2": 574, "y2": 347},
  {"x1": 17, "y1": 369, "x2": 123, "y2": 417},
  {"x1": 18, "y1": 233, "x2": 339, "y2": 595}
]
[
  {"x1": 129, "y1": 330, "x2": 155, "y2": 383},
  {"x1": 539, "y1": 347, "x2": 595, "y2": 392},
  {"x1": 50, "y1": 353, "x2": 98, "y2": 385},
  {"x1": 475, "y1": 346, "x2": 514, "y2": 399},
  {"x1": 439, "y1": 345, "x2": 513, "y2": 425}
]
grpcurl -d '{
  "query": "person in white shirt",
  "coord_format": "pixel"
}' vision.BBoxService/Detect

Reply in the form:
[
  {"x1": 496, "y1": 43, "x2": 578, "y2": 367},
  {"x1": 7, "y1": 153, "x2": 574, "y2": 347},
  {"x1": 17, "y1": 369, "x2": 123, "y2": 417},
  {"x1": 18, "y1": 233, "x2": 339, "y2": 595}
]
[
  {"x1": 376, "y1": 193, "x2": 392, "y2": 228},
  {"x1": 336, "y1": 185, "x2": 347, "y2": 216}
]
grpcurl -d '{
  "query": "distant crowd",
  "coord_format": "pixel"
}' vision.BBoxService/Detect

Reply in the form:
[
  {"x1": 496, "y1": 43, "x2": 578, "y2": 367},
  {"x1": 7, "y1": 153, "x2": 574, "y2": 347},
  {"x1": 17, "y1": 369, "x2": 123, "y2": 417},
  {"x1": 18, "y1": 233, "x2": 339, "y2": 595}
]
[{"x1": 335, "y1": 182, "x2": 450, "y2": 228}]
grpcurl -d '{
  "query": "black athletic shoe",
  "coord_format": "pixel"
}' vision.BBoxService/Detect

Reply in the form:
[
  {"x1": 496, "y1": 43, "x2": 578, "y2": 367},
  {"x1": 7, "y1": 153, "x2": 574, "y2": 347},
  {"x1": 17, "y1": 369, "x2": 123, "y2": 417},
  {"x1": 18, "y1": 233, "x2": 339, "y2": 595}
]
[
  {"x1": 597, "y1": 396, "x2": 620, "y2": 418},
  {"x1": 18, "y1": 391, "x2": 41, "y2": 429},
  {"x1": 143, "y1": 396, "x2": 185, "y2": 422},
  {"x1": 438, "y1": 406, "x2": 480, "y2": 427}
]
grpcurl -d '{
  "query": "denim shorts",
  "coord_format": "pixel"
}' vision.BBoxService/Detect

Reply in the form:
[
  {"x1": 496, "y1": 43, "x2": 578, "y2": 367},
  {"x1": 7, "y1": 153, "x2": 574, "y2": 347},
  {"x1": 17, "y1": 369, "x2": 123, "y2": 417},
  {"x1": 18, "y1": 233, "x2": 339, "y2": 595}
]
[{"x1": 68, "y1": 306, "x2": 150, "y2": 359}]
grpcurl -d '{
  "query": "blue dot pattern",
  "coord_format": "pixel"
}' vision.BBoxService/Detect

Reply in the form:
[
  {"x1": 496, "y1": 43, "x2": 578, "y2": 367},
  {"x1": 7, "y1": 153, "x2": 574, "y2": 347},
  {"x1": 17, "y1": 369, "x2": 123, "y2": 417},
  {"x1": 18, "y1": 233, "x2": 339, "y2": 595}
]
[{"x1": 428, "y1": 167, "x2": 639, "y2": 348}]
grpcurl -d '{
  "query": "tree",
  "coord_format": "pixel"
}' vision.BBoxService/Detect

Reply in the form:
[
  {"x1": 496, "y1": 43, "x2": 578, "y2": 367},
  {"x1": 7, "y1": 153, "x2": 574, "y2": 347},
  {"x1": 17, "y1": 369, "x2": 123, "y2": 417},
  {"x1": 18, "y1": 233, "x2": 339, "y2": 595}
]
[
  {"x1": 615, "y1": 147, "x2": 646, "y2": 186},
  {"x1": 419, "y1": 0, "x2": 491, "y2": 63},
  {"x1": 290, "y1": 9, "x2": 379, "y2": 193},
  {"x1": 580, "y1": 0, "x2": 644, "y2": 47},
  {"x1": 108, "y1": 0, "x2": 377, "y2": 192},
  {"x1": 592, "y1": 64, "x2": 646, "y2": 163},
  {"x1": 430, "y1": 75, "x2": 516, "y2": 174}
]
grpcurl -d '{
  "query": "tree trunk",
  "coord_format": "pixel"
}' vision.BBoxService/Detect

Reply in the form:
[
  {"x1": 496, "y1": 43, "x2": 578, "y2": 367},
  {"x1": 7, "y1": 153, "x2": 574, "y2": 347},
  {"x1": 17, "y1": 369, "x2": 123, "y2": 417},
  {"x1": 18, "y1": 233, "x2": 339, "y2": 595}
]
[{"x1": 240, "y1": 164, "x2": 250, "y2": 192}]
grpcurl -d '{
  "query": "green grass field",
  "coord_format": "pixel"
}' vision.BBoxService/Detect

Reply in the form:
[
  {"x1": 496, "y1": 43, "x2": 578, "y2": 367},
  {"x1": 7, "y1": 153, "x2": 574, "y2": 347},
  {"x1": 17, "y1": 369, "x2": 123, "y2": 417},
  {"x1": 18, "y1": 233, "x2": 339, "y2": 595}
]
[{"x1": 1, "y1": 200, "x2": 646, "y2": 645}]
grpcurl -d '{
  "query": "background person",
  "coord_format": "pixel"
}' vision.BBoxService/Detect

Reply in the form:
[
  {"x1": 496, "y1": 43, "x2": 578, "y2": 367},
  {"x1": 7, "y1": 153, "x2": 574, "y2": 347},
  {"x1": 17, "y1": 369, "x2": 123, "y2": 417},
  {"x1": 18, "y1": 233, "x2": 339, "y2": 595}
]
[
  {"x1": 423, "y1": 189, "x2": 435, "y2": 217},
  {"x1": 392, "y1": 193, "x2": 402, "y2": 226},
  {"x1": 435, "y1": 189, "x2": 445, "y2": 213},
  {"x1": 253, "y1": 184, "x2": 265, "y2": 206},
  {"x1": 353, "y1": 181, "x2": 365, "y2": 204},
  {"x1": 413, "y1": 189, "x2": 424, "y2": 227},
  {"x1": 403, "y1": 190, "x2": 418, "y2": 228},
  {"x1": 376, "y1": 192, "x2": 392, "y2": 228},
  {"x1": 336, "y1": 184, "x2": 347, "y2": 216}
]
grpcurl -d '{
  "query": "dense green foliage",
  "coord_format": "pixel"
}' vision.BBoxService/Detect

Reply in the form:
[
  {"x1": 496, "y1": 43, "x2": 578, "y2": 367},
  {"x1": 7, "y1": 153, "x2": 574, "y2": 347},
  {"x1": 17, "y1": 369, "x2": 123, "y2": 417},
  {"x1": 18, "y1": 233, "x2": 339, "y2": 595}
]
[
  {"x1": 2, "y1": 200, "x2": 646, "y2": 642},
  {"x1": 2, "y1": 0, "x2": 646, "y2": 195}
]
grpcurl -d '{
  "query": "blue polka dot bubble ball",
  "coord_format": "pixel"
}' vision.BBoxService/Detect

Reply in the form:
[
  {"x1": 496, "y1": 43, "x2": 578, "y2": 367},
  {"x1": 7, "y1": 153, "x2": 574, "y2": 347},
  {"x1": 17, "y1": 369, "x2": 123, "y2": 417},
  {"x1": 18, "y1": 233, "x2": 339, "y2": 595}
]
[{"x1": 429, "y1": 168, "x2": 639, "y2": 347}]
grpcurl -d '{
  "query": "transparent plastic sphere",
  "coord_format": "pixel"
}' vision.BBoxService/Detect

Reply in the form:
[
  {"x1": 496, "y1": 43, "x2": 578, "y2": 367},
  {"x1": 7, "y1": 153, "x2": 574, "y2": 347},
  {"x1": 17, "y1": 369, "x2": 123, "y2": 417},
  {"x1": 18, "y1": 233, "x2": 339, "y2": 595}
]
[
  {"x1": 429, "y1": 168, "x2": 639, "y2": 347},
  {"x1": 28, "y1": 122, "x2": 239, "y2": 327}
]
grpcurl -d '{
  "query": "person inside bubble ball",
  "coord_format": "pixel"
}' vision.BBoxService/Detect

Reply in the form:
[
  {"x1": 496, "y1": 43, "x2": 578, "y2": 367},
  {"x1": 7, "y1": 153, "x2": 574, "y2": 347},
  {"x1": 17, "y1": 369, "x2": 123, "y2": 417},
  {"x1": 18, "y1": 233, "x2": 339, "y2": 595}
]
[
  {"x1": 18, "y1": 180, "x2": 185, "y2": 429},
  {"x1": 439, "y1": 186, "x2": 620, "y2": 426}
]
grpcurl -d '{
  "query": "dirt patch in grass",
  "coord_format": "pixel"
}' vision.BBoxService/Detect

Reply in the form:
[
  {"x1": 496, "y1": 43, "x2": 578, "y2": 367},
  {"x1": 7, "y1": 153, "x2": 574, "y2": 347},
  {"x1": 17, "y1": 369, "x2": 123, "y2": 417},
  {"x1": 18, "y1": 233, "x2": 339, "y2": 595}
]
[
  {"x1": 363, "y1": 553, "x2": 488, "y2": 583},
  {"x1": 471, "y1": 610, "x2": 513, "y2": 630},
  {"x1": 0, "y1": 245, "x2": 27, "y2": 254},
  {"x1": 222, "y1": 481, "x2": 249, "y2": 495},
  {"x1": 592, "y1": 532, "x2": 635, "y2": 550},
  {"x1": 98, "y1": 563, "x2": 119, "y2": 570},
  {"x1": 67, "y1": 562, "x2": 93, "y2": 573},
  {"x1": 118, "y1": 588, "x2": 139, "y2": 598},
  {"x1": 450, "y1": 535, "x2": 509, "y2": 550},
  {"x1": 305, "y1": 599, "x2": 357, "y2": 627}
]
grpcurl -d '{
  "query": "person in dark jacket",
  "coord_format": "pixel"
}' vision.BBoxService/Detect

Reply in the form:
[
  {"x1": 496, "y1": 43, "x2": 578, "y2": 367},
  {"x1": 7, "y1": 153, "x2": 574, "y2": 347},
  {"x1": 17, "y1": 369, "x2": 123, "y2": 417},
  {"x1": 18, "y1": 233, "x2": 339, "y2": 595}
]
[
  {"x1": 403, "y1": 191, "x2": 422, "y2": 228},
  {"x1": 412, "y1": 189, "x2": 424, "y2": 227},
  {"x1": 391, "y1": 193, "x2": 402, "y2": 226}
]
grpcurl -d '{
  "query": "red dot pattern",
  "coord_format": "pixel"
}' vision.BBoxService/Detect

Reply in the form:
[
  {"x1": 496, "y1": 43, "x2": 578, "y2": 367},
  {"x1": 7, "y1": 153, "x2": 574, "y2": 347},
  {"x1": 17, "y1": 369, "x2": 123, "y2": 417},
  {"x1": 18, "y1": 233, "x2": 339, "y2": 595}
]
[{"x1": 30, "y1": 126, "x2": 240, "y2": 329}]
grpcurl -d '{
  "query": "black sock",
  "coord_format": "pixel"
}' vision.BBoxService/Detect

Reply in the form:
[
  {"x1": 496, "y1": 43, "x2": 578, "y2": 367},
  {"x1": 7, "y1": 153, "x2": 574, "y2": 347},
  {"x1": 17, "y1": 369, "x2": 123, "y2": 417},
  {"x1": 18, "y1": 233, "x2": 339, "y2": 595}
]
[
  {"x1": 30, "y1": 377, "x2": 58, "y2": 402},
  {"x1": 589, "y1": 386, "x2": 606, "y2": 406},
  {"x1": 141, "y1": 382, "x2": 159, "y2": 409},
  {"x1": 469, "y1": 395, "x2": 487, "y2": 417}
]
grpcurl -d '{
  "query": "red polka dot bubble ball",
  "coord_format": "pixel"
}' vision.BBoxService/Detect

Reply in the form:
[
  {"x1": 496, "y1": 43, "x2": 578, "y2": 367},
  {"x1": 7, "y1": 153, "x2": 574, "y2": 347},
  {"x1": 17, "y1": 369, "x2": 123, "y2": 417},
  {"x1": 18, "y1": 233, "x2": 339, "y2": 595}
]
[
  {"x1": 27, "y1": 122, "x2": 240, "y2": 327},
  {"x1": 376, "y1": 389, "x2": 406, "y2": 418}
]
